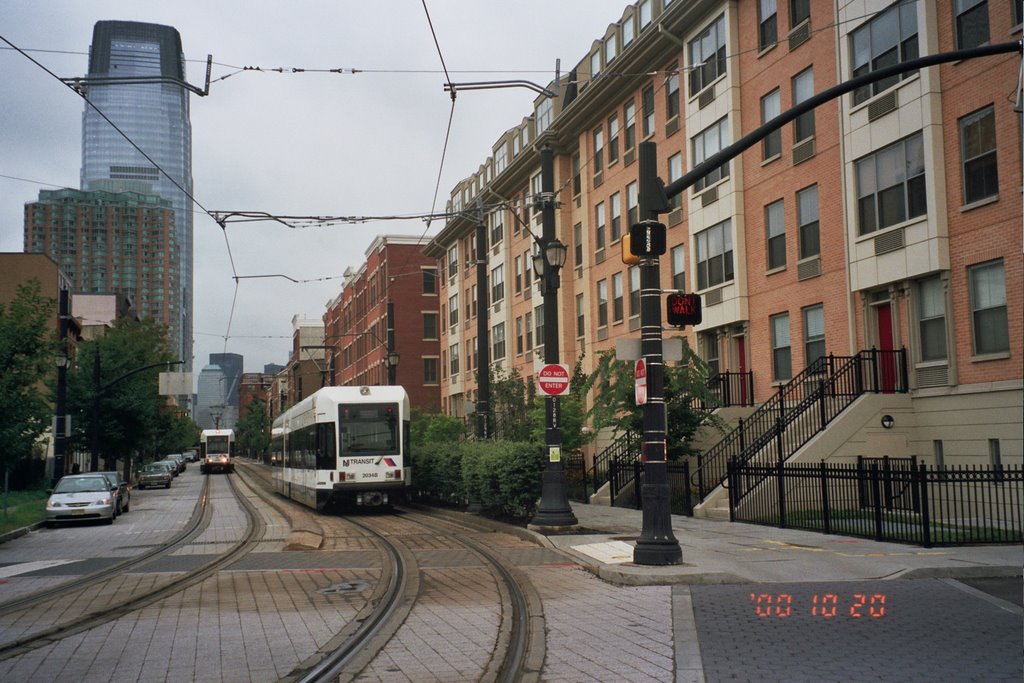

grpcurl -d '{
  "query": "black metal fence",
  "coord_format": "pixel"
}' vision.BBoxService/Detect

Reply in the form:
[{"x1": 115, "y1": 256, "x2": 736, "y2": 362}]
[
  {"x1": 691, "y1": 349, "x2": 909, "y2": 504},
  {"x1": 728, "y1": 460, "x2": 1023, "y2": 547},
  {"x1": 609, "y1": 459, "x2": 693, "y2": 516},
  {"x1": 702, "y1": 370, "x2": 755, "y2": 408}
]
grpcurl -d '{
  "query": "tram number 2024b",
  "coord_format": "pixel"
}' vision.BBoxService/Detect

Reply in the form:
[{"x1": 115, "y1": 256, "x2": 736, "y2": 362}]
[{"x1": 749, "y1": 592, "x2": 887, "y2": 619}]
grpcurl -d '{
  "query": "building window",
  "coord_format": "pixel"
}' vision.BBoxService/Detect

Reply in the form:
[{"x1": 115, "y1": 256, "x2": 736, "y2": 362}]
[
  {"x1": 627, "y1": 182, "x2": 639, "y2": 227},
  {"x1": 471, "y1": 284, "x2": 478, "y2": 317},
  {"x1": 534, "y1": 304, "x2": 544, "y2": 350},
  {"x1": 610, "y1": 193, "x2": 622, "y2": 242},
  {"x1": 597, "y1": 279, "x2": 609, "y2": 327},
  {"x1": 791, "y1": 0, "x2": 810, "y2": 27},
  {"x1": 576, "y1": 294, "x2": 586, "y2": 338},
  {"x1": 696, "y1": 220, "x2": 734, "y2": 290},
  {"x1": 955, "y1": 0, "x2": 989, "y2": 49},
  {"x1": 423, "y1": 312, "x2": 438, "y2": 340},
  {"x1": 530, "y1": 172, "x2": 542, "y2": 224},
  {"x1": 629, "y1": 266, "x2": 641, "y2": 317},
  {"x1": 623, "y1": 14, "x2": 635, "y2": 46},
  {"x1": 572, "y1": 151, "x2": 581, "y2": 197},
  {"x1": 536, "y1": 98, "x2": 553, "y2": 135},
  {"x1": 771, "y1": 312, "x2": 792, "y2": 380},
  {"x1": 700, "y1": 331, "x2": 720, "y2": 375},
  {"x1": 624, "y1": 101, "x2": 637, "y2": 151},
  {"x1": 605, "y1": 34, "x2": 617, "y2": 64},
  {"x1": 591, "y1": 50, "x2": 601, "y2": 78},
  {"x1": 851, "y1": 3, "x2": 918, "y2": 105},
  {"x1": 446, "y1": 245, "x2": 458, "y2": 278},
  {"x1": 759, "y1": 0, "x2": 778, "y2": 50},
  {"x1": 969, "y1": 259, "x2": 1008, "y2": 355},
  {"x1": 762, "y1": 89, "x2": 781, "y2": 160},
  {"x1": 525, "y1": 311, "x2": 533, "y2": 350},
  {"x1": 766, "y1": 199, "x2": 786, "y2": 270},
  {"x1": 642, "y1": 84, "x2": 655, "y2": 138},
  {"x1": 960, "y1": 105, "x2": 998, "y2": 204},
  {"x1": 516, "y1": 316, "x2": 523, "y2": 355},
  {"x1": 490, "y1": 264, "x2": 504, "y2": 303},
  {"x1": 422, "y1": 268, "x2": 437, "y2": 294},
  {"x1": 797, "y1": 185, "x2": 820, "y2": 259},
  {"x1": 856, "y1": 133, "x2": 926, "y2": 235},
  {"x1": 595, "y1": 202, "x2": 606, "y2": 252},
  {"x1": 803, "y1": 304, "x2": 825, "y2": 369},
  {"x1": 917, "y1": 276, "x2": 947, "y2": 362},
  {"x1": 689, "y1": 14, "x2": 727, "y2": 96},
  {"x1": 639, "y1": 0, "x2": 652, "y2": 29},
  {"x1": 607, "y1": 114, "x2": 620, "y2": 165},
  {"x1": 574, "y1": 223, "x2": 583, "y2": 270},
  {"x1": 449, "y1": 343, "x2": 460, "y2": 375},
  {"x1": 490, "y1": 212, "x2": 504, "y2": 246},
  {"x1": 448, "y1": 292, "x2": 459, "y2": 326},
  {"x1": 495, "y1": 145, "x2": 508, "y2": 175},
  {"x1": 492, "y1": 322, "x2": 506, "y2": 360},
  {"x1": 792, "y1": 67, "x2": 814, "y2": 143},
  {"x1": 670, "y1": 245, "x2": 686, "y2": 290},
  {"x1": 514, "y1": 255, "x2": 522, "y2": 293},
  {"x1": 523, "y1": 249, "x2": 532, "y2": 288},
  {"x1": 424, "y1": 358, "x2": 439, "y2": 385},
  {"x1": 593, "y1": 126, "x2": 604, "y2": 175},
  {"x1": 613, "y1": 272, "x2": 624, "y2": 323},
  {"x1": 692, "y1": 117, "x2": 730, "y2": 192},
  {"x1": 666, "y1": 63, "x2": 680, "y2": 121},
  {"x1": 667, "y1": 154, "x2": 683, "y2": 210}
]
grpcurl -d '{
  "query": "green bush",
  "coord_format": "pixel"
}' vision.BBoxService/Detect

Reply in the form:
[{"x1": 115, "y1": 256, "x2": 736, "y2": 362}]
[{"x1": 461, "y1": 440, "x2": 545, "y2": 518}]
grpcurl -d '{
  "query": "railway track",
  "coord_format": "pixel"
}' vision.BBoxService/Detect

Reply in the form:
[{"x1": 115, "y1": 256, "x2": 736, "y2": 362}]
[
  {"x1": 234, "y1": 461, "x2": 543, "y2": 683},
  {"x1": 0, "y1": 471, "x2": 265, "y2": 661}
]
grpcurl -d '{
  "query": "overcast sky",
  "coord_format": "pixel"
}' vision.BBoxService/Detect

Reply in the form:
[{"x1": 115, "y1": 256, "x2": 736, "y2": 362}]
[{"x1": 1, "y1": 0, "x2": 628, "y2": 375}]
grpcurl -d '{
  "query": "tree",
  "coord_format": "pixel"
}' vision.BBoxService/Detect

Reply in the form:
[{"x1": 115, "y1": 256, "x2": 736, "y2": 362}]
[
  {"x1": 580, "y1": 337, "x2": 723, "y2": 460},
  {"x1": 0, "y1": 279, "x2": 56, "y2": 488},
  {"x1": 67, "y1": 317, "x2": 179, "y2": 470},
  {"x1": 236, "y1": 398, "x2": 271, "y2": 460}
]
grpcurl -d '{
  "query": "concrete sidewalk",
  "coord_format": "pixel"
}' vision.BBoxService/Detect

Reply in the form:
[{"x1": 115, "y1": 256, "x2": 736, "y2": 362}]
[{"x1": 524, "y1": 502, "x2": 1023, "y2": 587}]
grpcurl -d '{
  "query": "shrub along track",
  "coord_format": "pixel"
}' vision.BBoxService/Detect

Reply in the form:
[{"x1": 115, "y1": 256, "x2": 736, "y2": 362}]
[{"x1": 0, "y1": 471, "x2": 265, "y2": 661}]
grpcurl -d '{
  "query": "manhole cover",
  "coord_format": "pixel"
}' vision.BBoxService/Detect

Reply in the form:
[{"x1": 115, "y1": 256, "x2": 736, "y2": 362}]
[{"x1": 317, "y1": 580, "x2": 371, "y2": 594}]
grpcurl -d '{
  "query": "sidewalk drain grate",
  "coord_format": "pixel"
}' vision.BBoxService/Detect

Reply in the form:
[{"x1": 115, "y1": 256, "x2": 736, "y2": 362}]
[{"x1": 318, "y1": 580, "x2": 370, "y2": 594}]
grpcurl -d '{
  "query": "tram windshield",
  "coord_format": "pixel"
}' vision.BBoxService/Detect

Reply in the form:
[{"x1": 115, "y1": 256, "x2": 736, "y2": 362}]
[{"x1": 338, "y1": 403, "x2": 399, "y2": 455}]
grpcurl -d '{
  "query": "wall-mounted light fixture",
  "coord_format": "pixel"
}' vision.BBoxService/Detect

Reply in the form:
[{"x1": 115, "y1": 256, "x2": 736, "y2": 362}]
[{"x1": 880, "y1": 414, "x2": 895, "y2": 429}]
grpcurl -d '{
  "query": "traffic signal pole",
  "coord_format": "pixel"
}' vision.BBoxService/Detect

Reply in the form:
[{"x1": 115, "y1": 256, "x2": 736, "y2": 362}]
[{"x1": 633, "y1": 141, "x2": 681, "y2": 565}]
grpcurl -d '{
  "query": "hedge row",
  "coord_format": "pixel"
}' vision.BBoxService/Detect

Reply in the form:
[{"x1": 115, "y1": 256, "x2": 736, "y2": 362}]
[{"x1": 413, "y1": 439, "x2": 545, "y2": 519}]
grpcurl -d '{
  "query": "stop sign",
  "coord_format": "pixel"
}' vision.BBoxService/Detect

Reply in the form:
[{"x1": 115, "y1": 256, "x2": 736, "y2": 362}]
[{"x1": 537, "y1": 363, "x2": 571, "y2": 396}]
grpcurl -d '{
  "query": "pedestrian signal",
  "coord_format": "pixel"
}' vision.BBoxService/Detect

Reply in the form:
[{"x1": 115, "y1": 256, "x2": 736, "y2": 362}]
[{"x1": 666, "y1": 293, "x2": 701, "y2": 327}]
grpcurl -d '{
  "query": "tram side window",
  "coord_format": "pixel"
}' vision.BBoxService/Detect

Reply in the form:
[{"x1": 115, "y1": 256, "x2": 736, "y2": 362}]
[{"x1": 316, "y1": 423, "x2": 337, "y2": 470}]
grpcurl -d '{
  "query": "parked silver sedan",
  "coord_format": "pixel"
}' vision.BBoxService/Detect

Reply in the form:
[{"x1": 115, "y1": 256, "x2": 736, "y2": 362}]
[{"x1": 45, "y1": 474, "x2": 116, "y2": 526}]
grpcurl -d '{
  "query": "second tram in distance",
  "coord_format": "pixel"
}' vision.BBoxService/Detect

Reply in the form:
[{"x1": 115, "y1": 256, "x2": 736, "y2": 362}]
[{"x1": 271, "y1": 385, "x2": 411, "y2": 510}]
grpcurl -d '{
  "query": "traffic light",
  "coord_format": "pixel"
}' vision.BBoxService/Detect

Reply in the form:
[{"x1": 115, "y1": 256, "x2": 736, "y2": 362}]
[
  {"x1": 666, "y1": 292, "x2": 701, "y2": 327},
  {"x1": 621, "y1": 234, "x2": 640, "y2": 265}
]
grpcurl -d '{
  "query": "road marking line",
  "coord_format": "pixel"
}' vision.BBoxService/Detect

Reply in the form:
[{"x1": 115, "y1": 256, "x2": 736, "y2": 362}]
[{"x1": 0, "y1": 560, "x2": 77, "y2": 578}]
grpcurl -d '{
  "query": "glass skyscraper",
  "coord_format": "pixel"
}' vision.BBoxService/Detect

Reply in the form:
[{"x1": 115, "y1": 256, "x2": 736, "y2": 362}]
[{"x1": 80, "y1": 21, "x2": 193, "y2": 371}]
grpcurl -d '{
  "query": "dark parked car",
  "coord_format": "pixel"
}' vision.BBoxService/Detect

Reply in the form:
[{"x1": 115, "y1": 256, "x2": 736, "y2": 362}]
[
  {"x1": 156, "y1": 459, "x2": 181, "y2": 477},
  {"x1": 164, "y1": 454, "x2": 187, "y2": 473},
  {"x1": 98, "y1": 471, "x2": 131, "y2": 515},
  {"x1": 137, "y1": 463, "x2": 173, "y2": 489},
  {"x1": 45, "y1": 474, "x2": 116, "y2": 526}
]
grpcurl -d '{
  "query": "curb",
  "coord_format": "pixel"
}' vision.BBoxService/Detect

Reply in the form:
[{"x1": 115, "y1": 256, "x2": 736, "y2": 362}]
[{"x1": 0, "y1": 521, "x2": 45, "y2": 545}]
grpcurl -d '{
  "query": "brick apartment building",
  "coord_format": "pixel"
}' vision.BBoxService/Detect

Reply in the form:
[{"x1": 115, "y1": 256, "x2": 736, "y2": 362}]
[
  {"x1": 324, "y1": 235, "x2": 440, "y2": 413},
  {"x1": 423, "y1": 0, "x2": 1022, "y2": 479}
]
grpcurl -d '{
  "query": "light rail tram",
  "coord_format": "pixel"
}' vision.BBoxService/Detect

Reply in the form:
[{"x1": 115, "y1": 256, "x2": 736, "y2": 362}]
[
  {"x1": 199, "y1": 428, "x2": 235, "y2": 474},
  {"x1": 271, "y1": 385, "x2": 411, "y2": 510}
]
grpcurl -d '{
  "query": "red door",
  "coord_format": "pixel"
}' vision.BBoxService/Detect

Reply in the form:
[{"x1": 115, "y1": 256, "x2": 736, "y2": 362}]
[{"x1": 876, "y1": 303, "x2": 896, "y2": 393}]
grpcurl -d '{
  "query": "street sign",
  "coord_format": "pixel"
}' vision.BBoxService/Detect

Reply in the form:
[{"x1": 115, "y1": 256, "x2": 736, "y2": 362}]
[
  {"x1": 537, "y1": 363, "x2": 571, "y2": 396},
  {"x1": 629, "y1": 220, "x2": 667, "y2": 256},
  {"x1": 666, "y1": 292, "x2": 702, "y2": 327},
  {"x1": 634, "y1": 358, "x2": 647, "y2": 405}
]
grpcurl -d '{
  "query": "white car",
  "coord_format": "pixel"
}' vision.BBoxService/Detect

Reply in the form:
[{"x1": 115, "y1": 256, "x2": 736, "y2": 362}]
[{"x1": 45, "y1": 474, "x2": 116, "y2": 526}]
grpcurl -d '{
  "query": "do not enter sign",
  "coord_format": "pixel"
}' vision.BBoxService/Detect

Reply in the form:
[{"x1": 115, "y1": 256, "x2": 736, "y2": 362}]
[
  {"x1": 538, "y1": 363, "x2": 571, "y2": 396},
  {"x1": 635, "y1": 359, "x2": 647, "y2": 405}
]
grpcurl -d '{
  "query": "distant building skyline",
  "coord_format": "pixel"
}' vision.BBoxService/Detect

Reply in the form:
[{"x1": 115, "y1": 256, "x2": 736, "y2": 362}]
[{"x1": 81, "y1": 20, "x2": 194, "y2": 371}]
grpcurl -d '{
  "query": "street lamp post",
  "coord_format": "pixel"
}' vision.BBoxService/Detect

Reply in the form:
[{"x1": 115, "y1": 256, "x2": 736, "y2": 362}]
[
  {"x1": 529, "y1": 145, "x2": 578, "y2": 530},
  {"x1": 386, "y1": 299, "x2": 399, "y2": 385},
  {"x1": 52, "y1": 288, "x2": 70, "y2": 486}
]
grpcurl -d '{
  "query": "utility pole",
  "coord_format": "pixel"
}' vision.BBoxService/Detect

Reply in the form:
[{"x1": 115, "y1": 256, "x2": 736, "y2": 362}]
[
  {"x1": 475, "y1": 207, "x2": 491, "y2": 439},
  {"x1": 387, "y1": 299, "x2": 398, "y2": 386},
  {"x1": 53, "y1": 288, "x2": 70, "y2": 485}
]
